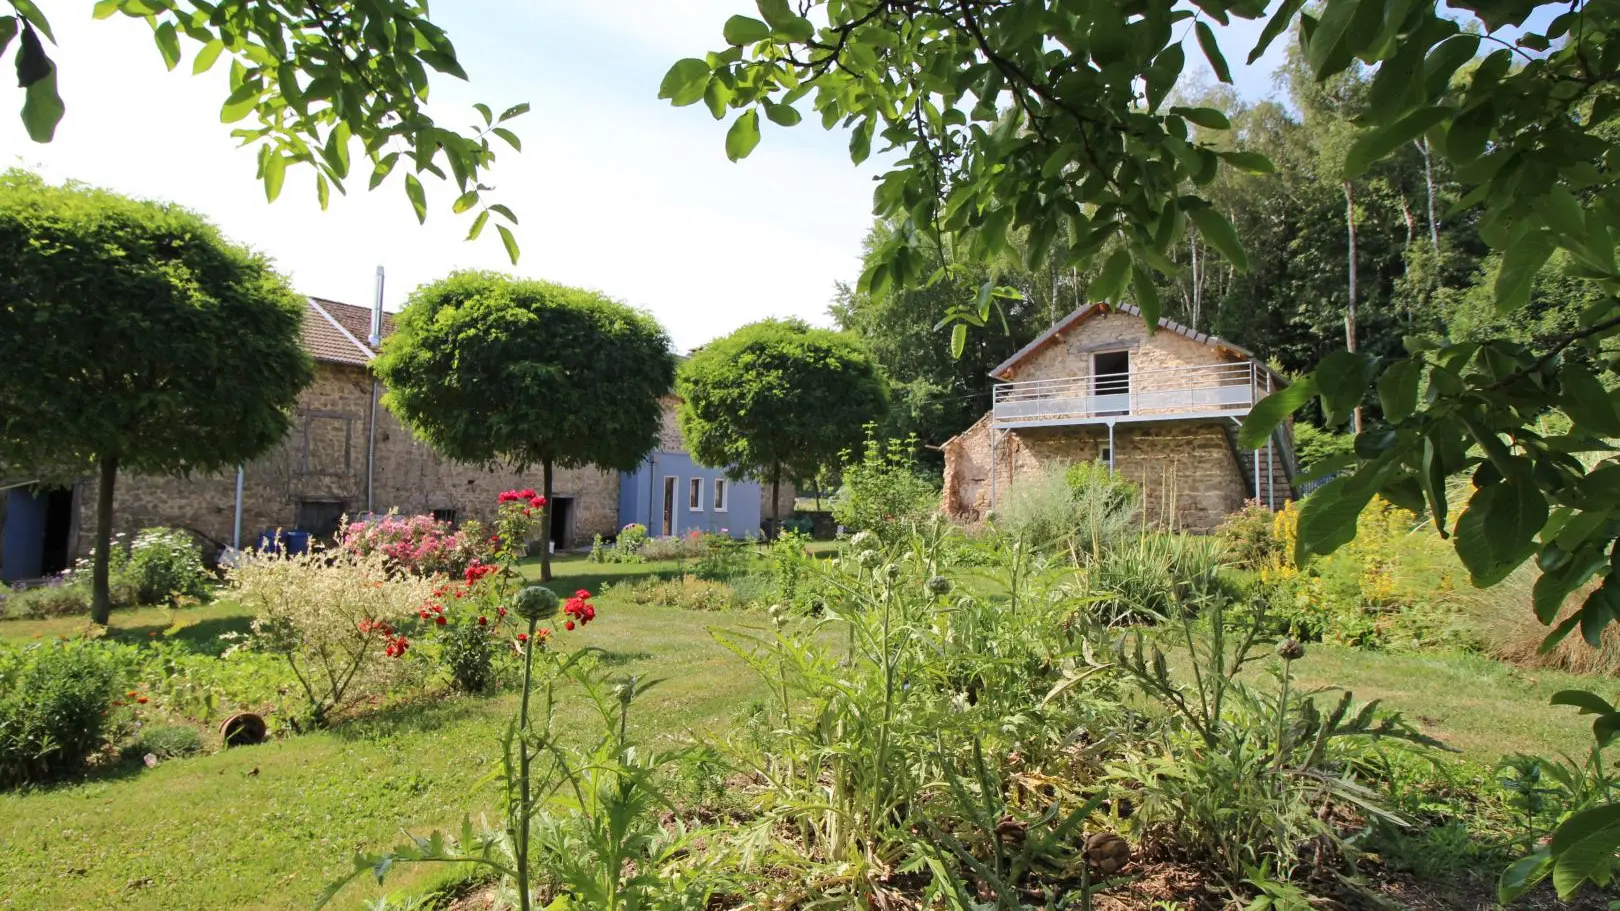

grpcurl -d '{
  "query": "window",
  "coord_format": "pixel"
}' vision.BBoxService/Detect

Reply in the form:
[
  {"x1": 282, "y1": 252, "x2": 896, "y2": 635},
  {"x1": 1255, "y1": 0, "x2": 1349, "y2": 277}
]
[
  {"x1": 430, "y1": 508, "x2": 457, "y2": 525},
  {"x1": 713, "y1": 479, "x2": 728, "y2": 512},
  {"x1": 1098, "y1": 445, "x2": 1113, "y2": 468},
  {"x1": 688, "y1": 477, "x2": 704, "y2": 510}
]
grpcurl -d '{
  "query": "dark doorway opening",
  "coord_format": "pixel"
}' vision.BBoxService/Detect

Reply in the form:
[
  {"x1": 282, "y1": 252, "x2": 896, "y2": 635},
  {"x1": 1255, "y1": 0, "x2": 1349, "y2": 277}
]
[
  {"x1": 2, "y1": 486, "x2": 74, "y2": 582},
  {"x1": 548, "y1": 497, "x2": 573, "y2": 553},
  {"x1": 661, "y1": 477, "x2": 676, "y2": 536},
  {"x1": 296, "y1": 500, "x2": 347, "y2": 541},
  {"x1": 1092, "y1": 350, "x2": 1131, "y2": 415}
]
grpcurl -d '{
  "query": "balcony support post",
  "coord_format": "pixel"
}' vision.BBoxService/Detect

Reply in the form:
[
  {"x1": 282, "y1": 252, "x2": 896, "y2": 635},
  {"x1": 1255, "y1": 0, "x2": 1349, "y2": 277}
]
[
  {"x1": 1267, "y1": 435, "x2": 1275, "y2": 509},
  {"x1": 1253, "y1": 446, "x2": 1262, "y2": 506},
  {"x1": 989, "y1": 426, "x2": 999, "y2": 512},
  {"x1": 1107, "y1": 420, "x2": 1116, "y2": 473}
]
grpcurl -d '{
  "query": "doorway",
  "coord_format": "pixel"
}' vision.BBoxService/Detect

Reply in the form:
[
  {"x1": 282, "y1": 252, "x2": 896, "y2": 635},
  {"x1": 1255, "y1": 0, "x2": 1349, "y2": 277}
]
[
  {"x1": 1092, "y1": 350, "x2": 1131, "y2": 414},
  {"x1": 2, "y1": 486, "x2": 74, "y2": 582},
  {"x1": 548, "y1": 497, "x2": 573, "y2": 553},
  {"x1": 661, "y1": 476, "x2": 677, "y2": 536}
]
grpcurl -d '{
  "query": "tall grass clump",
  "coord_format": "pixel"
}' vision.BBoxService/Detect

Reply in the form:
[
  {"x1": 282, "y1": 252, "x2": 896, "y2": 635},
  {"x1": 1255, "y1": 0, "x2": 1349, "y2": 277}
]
[{"x1": 997, "y1": 460, "x2": 1139, "y2": 556}]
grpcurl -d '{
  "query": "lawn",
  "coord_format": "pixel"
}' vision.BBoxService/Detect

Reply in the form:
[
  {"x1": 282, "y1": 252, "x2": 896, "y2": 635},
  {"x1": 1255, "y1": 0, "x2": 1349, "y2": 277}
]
[
  {"x1": 0, "y1": 552, "x2": 1606, "y2": 909},
  {"x1": 0, "y1": 557, "x2": 778, "y2": 911}
]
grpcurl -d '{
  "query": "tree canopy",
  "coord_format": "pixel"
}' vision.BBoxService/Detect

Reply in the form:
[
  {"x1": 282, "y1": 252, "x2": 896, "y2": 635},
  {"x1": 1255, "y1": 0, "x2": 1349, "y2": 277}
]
[
  {"x1": 375, "y1": 271, "x2": 676, "y2": 578},
  {"x1": 2, "y1": 0, "x2": 526, "y2": 259},
  {"x1": 676, "y1": 319, "x2": 888, "y2": 533},
  {"x1": 0, "y1": 169, "x2": 313, "y2": 623}
]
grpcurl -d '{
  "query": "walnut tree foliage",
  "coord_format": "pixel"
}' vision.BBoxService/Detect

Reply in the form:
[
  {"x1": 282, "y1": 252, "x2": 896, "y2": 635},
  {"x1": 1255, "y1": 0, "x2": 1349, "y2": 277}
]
[
  {"x1": 0, "y1": 170, "x2": 314, "y2": 624},
  {"x1": 374, "y1": 271, "x2": 676, "y2": 579},
  {"x1": 1, "y1": 0, "x2": 526, "y2": 260},
  {"x1": 665, "y1": 1, "x2": 1620, "y2": 892},
  {"x1": 676, "y1": 319, "x2": 888, "y2": 533}
]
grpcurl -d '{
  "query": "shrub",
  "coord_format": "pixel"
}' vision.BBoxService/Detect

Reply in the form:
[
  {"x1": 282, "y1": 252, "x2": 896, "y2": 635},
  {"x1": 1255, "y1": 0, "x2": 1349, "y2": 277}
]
[
  {"x1": 339, "y1": 512, "x2": 492, "y2": 578},
  {"x1": 1, "y1": 579, "x2": 90, "y2": 619},
  {"x1": 1292, "y1": 422, "x2": 1353, "y2": 474},
  {"x1": 1462, "y1": 568, "x2": 1620, "y2": 674},
  {"x1": 1084, "y1": 532, "x2": 1231, "y2": 624},
  {"x1": 229, "y1": 548, "x2": 435, "y2": 726},
  {"x1": 694, "y1": 532, "x2": 752, "y2": 581},
  {"x1": 639, "y1": 534, "x2": 704, "y2": 562},
  {"x1": 1215, "y1": 502, "x2": 1288, "y2": 571},
  {"x1": 997, "y1": 461, "x2": 1140, "y2": 555},
  {"x1": 127, "y1": 527, "x2": 211, "y2": 605},
  {"x1": 623, "y1": 575, "x2": 739, "y2": 611},
  {"x1": 830, "y1": 431, "x2": 936, "y2": 541},
  {"x1": 133, "y1": 724, "x2": 204, "y2": 760},
  {"x1": 437, "y1": 618, "x2": 501, "y2": 693},
  {"x1": 0, "y1": 641, "x2": 122, "y2": 786}
]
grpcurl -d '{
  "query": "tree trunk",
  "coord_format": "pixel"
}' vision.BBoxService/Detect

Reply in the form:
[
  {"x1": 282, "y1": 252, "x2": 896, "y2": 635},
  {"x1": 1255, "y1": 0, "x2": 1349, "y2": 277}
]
[
  {"x1": 1343, "y1": 180, "x2": 1363, "y2": 434},
  {"x1": 540, "y1": 458, "x2": 554, "y2": 582},
  {"x1": 769, "y1": 464, "x2": 782, "y2": 541},
  {"x1": 1417, "y1": 138, "x2": 1440, "y2": 252},
  {"x1": 91, "y1": 454, "x2": 118, "y2": 626}
]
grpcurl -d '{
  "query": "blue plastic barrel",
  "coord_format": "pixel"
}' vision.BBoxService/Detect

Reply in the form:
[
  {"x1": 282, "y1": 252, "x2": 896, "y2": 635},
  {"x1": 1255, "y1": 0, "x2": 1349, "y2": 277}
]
[
  {"x1": 256, "y1": 531, "x2": 280, "y2": 554},
  {"x1": 283, "y1": 531, "x2": 312, "y2": 555}
]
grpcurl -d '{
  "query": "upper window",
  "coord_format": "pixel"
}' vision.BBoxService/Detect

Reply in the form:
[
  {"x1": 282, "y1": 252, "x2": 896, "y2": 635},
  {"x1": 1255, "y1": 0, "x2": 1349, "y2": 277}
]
[
  {"x1": 688, "y1": 477, "x2": 704, "y2": 510},
  {"x1": 713, "y1": 479, "x2": 728, "y2": 512}
]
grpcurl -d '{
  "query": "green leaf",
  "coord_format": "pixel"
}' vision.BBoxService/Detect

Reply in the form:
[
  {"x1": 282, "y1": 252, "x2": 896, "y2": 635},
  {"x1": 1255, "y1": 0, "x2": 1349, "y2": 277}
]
[
  {"x1": 315, "y1": 172, "x2": 330, "y2": 210},
  {"x1": 1170, "y1": 106, "x2": 1230, "y2": 131},
  {"x1": 1549, "y1": 803, "x2": 1620, "y2": 898},
  {"x1": 452, "y1": 190, "x2": 479, "y2": 214},
  {"x1": 1296, "y1": 473, "x2": 1379, "y2": 562},
  {"x1": 20, "y1": 67, "x2": 63, "y2": 142},
  {"x1": 0, "y1": 19, "x2": 17, "y2": 59},
  {"x1": 1185, "y1": 204, "x2": 1248, "y2": 270},
  {"x1": 465, "y1": 209, "x2": 489, "y2": 241},
  {"x1": 404, "y1": 173, "x2": 427, "y2": 224},
  {"x1": 1195, "y1": 22, "x2": 1233, "y2": 84},
  {"x1": 1498, "y1": 847, "x2": 1552, "y2": 903},
  {"x1": 1248, "y1": 0, "x2": 1305, "y2": 65},
  {"x1": 1131, "y1": 264, "x2": 1160, "y2": 328},
  {"x1": 498, "y1": 103, "x2": 529, "y2": 122},
  {"x1": 1550, "y1": 690, "x2": 1617, "y2": 716},
  {"x1": 1307, "y1": 0, "x2": 1378, "y2": 78},
  {"x1": 849, "y1": 117, "x2": 874, "y2": 165},
  {"x1": 725, "y1": 108, "x2": 761, "y2": 162},
  {"x1": 153, "y1": 21, "x2": 181, "y2": 70},
  {"x1": 370, "y1": 153, "x2": 399, "y2": 190},
  {"x1": 263, "y1": 151, "x2": 287, "y2": 203},
  {"x1": 1315, "y1": 350, "x2": 1378, "y2": 428},
  {"x1": 473, "y1": 102, "x2": 493, "y2": 125},
  {"x1": 220, "y1": 83, "x2": 258, "y2": 123},
  {"x1": 1455, "y1": 483, "x2": 1537, "y2": 586},
  {"x1": 1219, "y1": 150, "x2": 1275, "y2": 174},
  {"x1": 487, "y1": 203, "x2": 518, "y2": 224},
  {"x1": 950, "y1": 323, "x2": 967, "y2": 359},
  {"x1": 723, "y1": 15, "x2": 771, "y2": 46},
  {"x1": 1092, "y1": 249, "x2": 1130, "y2": 302},
  {"x1": 764, "y1": 101, "x2": 801, "y2": 127},
  {"x1": 1238, "y1": 376, "x2": 1317, "y2": 449},
  {"x1": 757, "y1": 0, "x2": 795, "y2": 27},
  {"x1": 1562, "y1": 364, "x2": 1620, "y2": 437},
  {"x1": 497, "y1": 225, "x2": 520, "y2": 264},
  {"x1": 659, "y1": 58, "x2": 711, "y2": 106},
  {"x1": 491, "y1": 127, "x2": 521, "y2": 151},
  {"x1": 1376, "y1": 358, "x2": 1421, "y2": 422},
  {"x1": 1495, "y1": 234, "x2": 1553, "y2": 314},
  {"x1": 1485, "y1": 477, "x2": 1548, "y2": 565},
  {"x1": 1343, "y1": 106, "x2": 1450, "y2": 179},
  {"x1": 192, "y1": 38, "x2": 224, "y2": 75}
]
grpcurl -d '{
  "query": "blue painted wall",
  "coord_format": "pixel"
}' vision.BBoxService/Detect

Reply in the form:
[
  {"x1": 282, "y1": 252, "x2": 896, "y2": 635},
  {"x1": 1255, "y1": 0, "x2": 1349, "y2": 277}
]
[{"x1": 618, "y1": 452, "x2": 761, "y2": 539}]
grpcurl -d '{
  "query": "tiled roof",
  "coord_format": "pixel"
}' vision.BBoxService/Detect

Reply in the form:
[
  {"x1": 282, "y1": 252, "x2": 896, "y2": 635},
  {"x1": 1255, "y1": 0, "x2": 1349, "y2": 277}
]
[
  {"x1": 989, "y1": 302, "x2": 1284, "y2": 384},
  {"x1": 301, "y1": 297, "x2": 399, "y2": 366}
]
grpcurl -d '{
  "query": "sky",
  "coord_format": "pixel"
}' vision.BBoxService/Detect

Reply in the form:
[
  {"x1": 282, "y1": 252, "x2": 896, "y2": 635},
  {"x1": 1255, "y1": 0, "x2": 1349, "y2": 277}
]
[{"x1": 0, "y1": 1, "x2": 1289, "y2": 352}]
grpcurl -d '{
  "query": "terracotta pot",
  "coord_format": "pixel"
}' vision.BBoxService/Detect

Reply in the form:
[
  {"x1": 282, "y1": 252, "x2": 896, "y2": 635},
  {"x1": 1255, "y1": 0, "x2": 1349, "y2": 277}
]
[{"x1": 219, "y1": 712, "x2": 267, "y2": 747}]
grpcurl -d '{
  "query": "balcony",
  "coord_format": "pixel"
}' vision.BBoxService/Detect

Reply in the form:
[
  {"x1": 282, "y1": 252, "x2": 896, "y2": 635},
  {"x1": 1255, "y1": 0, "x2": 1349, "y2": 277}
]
[{"x1": 991, "y1": 361, "x2": 1266, "y2": 428}]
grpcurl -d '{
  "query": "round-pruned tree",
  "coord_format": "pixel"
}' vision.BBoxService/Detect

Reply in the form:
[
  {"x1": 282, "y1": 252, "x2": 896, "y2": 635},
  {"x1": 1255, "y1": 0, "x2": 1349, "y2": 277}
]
[
  {"x1": 375, "y1": 271, "x2": 676, "y2": 580},
  {"x1": 676, "y1": 319, "x2": 888, "y2": 538},
  {"x1": 0, "y1": 170, "x2": 314, "y2": 624}
]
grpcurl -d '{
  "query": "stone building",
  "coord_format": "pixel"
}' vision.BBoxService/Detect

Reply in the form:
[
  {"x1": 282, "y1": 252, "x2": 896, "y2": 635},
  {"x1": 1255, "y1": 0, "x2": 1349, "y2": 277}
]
[
  {"x1": 1, "y1": 297, "x2": 783, "y2": 580},
  {"x1": 941, "y1": 302, "x2": 1297, "y2": 532}
]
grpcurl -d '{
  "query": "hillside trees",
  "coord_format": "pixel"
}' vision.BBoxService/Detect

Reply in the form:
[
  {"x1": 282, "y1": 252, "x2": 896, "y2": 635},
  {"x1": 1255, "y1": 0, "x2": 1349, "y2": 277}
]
[
  {"x1": 0, "y1": 171, "x2": 314, "y2": 623},
  {"x1": 676, "y1": 320, "x2": 887, "y2": 537},
  {"x1": 375, "y1": 272, "x2": 675, "y2": 581}
]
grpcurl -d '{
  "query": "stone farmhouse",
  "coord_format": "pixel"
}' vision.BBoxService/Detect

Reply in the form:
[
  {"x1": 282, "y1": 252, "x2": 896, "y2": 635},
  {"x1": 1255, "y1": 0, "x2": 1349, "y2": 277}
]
[
  {"x1": 0, "y1": 297, "x2": 791, "y2": 582},
  {"x1": 942, "y1": 302, "x2": 1297, "y2": 532}
]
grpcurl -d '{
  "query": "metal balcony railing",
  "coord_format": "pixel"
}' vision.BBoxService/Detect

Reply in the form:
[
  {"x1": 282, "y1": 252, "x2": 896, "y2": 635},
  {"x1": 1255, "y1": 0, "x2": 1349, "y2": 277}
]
[{"x1": 992, "y1": 361, "x2": 1264, "y2": 426}]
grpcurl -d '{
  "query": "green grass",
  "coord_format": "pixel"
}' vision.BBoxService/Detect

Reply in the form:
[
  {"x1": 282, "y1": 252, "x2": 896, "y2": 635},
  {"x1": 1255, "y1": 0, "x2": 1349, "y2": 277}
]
[
  {"x1": 0, "y1": 557, "x2": 776, "y2": 911},
  {"x1": 0, "y1": 553, "x2": 1605, "y2": 908}
]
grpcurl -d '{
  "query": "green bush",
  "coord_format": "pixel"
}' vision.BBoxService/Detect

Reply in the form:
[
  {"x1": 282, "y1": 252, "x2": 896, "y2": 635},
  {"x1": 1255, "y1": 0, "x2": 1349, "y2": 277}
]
[
  {"x1": 830, "y1": 431, "x2": 936, "y2": 541},
  {"x1": 622, "y1": 575, "x2": 740, "y2": 611},
  {"x1": 1292, "y1": 422, "x2": 1352, "y2": 474},
  {"x1": 1084, "y1": 532, "x2": 1232, "y2": 624},
  {"x1": 127, "y1": 527, "x2": 211, "y2": 605},
  {"x1": 0, "y1": 641, "x2": 123, "y2": 786},
  {"x1": 132, "y1": 724, "x2": 204, "y2": 760},
  {"x1": 438, "y1": 618, "x2": 500, "y2": 694},
  {"x1": 996, "y1": 461, "x2": 1139, "y2": 554},
  {"x1": 1, "y1": 580, "x2": 90, "y2": 619},
  {"x1": 1215, "y1": 502, "x2": 1287, "y2": 571}
]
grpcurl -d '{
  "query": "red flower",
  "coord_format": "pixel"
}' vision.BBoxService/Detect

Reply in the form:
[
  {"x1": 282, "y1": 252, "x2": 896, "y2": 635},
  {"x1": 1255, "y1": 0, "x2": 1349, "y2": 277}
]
[
  {"x1": 517, "y1": 632, "x2": 529, "y2": 643},
  {"x1": 584, "y1": 605, "x2": 595, "y2": 621},
  {"x1": 148, "y1": 632, "x2": 157, "y2": 638},
  {"x1": 519, "y1": 488, "x2": 537, "y2": 499},
  {"x1": 498, "y1": 607, "x2": 507, "y2": 618},
  {"x1": 540, "y1": 627, "x2": 552, "y2": 638},
  {"x1": 136, "y1": 696, "x2": 148, "y2": 705},
  {"x1": 574, "y1": 589, "x2": 591, "y2": 599},
  {"x1": 419, "y1": 609, "x2": 431, "y2": 620},
  {"x1": 126, "y1": 691, "x2": 138, "y2": 698},
  {"x1": 565, "y1": 620, "x2": 576, "y2": 631},
  {"x1": 478, "y1": 616, "x2": 488, "y2": 627},
  {"x1": 435, "y1": 615, "x2": 447, "y2": 626}
]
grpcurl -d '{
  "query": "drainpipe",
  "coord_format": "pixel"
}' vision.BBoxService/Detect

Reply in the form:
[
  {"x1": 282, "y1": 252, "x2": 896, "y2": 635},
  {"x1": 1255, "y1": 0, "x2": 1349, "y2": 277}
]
[
  {"x1": 1107, "y1": 420, "x2": 1117, "y2": 473},
  {"x1": 232, "y1": 465, "x2": 244, "y2": 549},
  {"x1": 366, "y1": 266, "x2": 385, "y2": 514}
]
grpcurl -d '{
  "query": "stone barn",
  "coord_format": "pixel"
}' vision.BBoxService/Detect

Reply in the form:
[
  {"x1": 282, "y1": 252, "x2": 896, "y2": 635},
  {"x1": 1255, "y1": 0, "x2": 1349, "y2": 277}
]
[{"x1": 941, "y1": 302, "x2": 1297, "y2": 532}]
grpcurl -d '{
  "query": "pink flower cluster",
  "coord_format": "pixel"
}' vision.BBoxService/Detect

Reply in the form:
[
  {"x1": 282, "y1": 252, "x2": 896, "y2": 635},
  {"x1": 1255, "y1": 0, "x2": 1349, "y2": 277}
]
[
  {"x1": 342, "y1": 513, "x2": 490, "y2": 577},
  {"x1": 498, "y1": 488, "x2": 548, "y2": 511}
]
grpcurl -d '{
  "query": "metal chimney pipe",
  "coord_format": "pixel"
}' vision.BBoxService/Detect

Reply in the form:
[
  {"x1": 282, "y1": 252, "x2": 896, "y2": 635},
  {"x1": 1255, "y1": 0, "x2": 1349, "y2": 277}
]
[{"x1": 368, "y1": 265, "x2": 385, "y2": 348}]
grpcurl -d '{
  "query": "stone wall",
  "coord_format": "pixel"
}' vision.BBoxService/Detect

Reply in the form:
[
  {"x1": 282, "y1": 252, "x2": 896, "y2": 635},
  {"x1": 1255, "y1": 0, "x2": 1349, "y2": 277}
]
[
  {"x1": 74, "y1": 362, "x2": 622, "y2": 557},
  {"x1": 1004, "y1": 308, "x2": 1244, "y2": 383},
  {"x1": 942, "y1": 417, "x2": 1249, "y2": 532}
]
